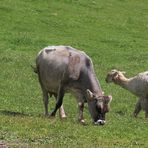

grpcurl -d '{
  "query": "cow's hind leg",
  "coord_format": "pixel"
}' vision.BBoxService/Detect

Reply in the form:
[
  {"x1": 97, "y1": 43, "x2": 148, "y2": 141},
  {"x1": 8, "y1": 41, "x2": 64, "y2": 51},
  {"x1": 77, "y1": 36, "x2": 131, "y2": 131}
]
[
  {"x1": 42, "y1": 90, "x2": 49, "y2": 116},
  {"x1": 38, "y1": 74, "x2": 49, "y2": 116},
  {"x1": 59, "y1": 105, "x2": 66, "y2": 119},
  {"x1": 50, "y1": 85, "x2": 64, "y2": 117},
  {"x1": 53, "y1": 93, "x2": 66, "y2": 118}
]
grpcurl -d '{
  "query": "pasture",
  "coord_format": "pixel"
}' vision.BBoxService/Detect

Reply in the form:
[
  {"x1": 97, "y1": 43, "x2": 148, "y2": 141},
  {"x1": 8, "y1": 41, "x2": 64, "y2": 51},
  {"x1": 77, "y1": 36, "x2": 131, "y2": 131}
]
[{"x1": 0, "y1": 0, "x2": 148, "y2": 147}]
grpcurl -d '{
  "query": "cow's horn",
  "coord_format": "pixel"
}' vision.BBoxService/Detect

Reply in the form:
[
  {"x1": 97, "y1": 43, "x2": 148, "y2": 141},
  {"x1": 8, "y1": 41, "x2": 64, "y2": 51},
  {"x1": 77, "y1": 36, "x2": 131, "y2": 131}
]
[{"x1": 86, "y1": 89, "x2": 94, "y2": 100}]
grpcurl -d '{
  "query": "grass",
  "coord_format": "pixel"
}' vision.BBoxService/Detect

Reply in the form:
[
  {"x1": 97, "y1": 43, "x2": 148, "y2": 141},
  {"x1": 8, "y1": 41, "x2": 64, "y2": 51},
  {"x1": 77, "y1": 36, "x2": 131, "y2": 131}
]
[{"x1": 0, "y1": 0, "x2": 148, "y2": 147}]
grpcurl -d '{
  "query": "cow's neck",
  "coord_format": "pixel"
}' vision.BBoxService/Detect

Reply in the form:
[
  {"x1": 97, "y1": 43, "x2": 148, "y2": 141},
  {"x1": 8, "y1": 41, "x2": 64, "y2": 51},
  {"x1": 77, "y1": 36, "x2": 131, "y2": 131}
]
[{"x1": 84, "y1": 71, "x2": 103, "y2": 97}]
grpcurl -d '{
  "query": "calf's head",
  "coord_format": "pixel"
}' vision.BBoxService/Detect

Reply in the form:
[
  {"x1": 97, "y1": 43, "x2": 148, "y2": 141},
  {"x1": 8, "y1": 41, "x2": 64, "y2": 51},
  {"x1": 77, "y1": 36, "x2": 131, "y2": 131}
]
[
  {"x1": 105, "y1": 69, "x2": 126, "y2": 84},
  {"x1": 86, "y1": 89, "x2": 112, "y2": 125}
]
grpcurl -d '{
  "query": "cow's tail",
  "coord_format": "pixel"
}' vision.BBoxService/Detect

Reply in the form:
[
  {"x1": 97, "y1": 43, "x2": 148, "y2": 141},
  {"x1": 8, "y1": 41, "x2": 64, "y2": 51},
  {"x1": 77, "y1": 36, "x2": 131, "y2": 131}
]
[{"x1": 31, "y1": 65, "x2": 38, "y2": 74}]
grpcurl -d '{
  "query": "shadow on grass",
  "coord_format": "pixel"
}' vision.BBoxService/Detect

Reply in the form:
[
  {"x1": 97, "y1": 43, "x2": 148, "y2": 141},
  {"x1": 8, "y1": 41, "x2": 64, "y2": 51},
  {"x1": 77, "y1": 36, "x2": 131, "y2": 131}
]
[
  {"x1": 0, "y1": 110, "x2": 50, "y2": 118},
  {"x1": 0, "y1": 110, "x2": 33, "y2": 117}
]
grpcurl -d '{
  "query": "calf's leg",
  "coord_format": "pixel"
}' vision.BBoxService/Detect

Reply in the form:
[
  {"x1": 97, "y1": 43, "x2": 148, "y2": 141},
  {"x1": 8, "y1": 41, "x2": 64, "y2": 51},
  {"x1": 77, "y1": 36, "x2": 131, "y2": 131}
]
[
  {"x1": 133, "y1": 98, "x2": 141, "y2": 117},
  {"x1": 144, "y1": 98, "x2": 148, "y2": 118}
]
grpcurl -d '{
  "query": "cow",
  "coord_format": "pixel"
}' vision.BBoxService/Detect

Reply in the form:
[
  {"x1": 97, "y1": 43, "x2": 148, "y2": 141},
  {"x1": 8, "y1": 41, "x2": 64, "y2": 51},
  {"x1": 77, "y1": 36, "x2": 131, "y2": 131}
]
[{"x1": 34, "y1": 45, "x2": 112, "y2": 125}]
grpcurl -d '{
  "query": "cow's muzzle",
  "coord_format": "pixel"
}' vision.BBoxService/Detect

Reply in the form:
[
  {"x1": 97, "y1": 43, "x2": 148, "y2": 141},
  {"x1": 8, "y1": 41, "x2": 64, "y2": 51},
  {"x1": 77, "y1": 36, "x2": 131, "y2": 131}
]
[
  {"x1": 94, "y1": 119, "x2": 106, "y2": 125},
  {"x1": 94, "y1": 113, "x2": 106, "y2": 125}
]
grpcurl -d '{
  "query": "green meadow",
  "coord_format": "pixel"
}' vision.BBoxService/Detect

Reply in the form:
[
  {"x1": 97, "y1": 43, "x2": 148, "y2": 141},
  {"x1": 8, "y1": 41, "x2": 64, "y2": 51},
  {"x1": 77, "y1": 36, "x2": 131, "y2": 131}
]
[{"x1": 0, "y1": 0, "x2": 148, "y2": 147}]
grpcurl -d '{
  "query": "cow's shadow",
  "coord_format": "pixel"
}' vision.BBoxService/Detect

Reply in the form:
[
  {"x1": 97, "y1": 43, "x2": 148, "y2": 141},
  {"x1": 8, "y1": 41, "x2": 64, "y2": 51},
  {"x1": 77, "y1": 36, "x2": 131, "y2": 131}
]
[{"x1": 0, "y1": 110, "x2": 32, "y2": 117}]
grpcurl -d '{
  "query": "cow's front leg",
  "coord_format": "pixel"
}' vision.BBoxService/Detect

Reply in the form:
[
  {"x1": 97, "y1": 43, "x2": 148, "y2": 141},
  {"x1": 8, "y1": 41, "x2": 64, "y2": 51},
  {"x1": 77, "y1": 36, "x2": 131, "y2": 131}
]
[
  {"x1": 59, "y1": 105, "x2": 67, "y2": 119},
  {"x1": 78, "y1": 102, "x2": 85, "y2": 124}
]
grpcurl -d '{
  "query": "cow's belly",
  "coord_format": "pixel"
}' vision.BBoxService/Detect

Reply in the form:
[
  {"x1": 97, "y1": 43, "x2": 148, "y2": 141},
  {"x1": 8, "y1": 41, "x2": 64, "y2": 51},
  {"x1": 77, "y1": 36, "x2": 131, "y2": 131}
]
[
  {"x1": 39, "y1": 61, "x2": 69, "y2": 92},
  {"x1": 40, "y1": 73, "x2": 79, "y2": 95},
  {"x1": 41, "y1": 74, "x2": 62, "y2": 92}
]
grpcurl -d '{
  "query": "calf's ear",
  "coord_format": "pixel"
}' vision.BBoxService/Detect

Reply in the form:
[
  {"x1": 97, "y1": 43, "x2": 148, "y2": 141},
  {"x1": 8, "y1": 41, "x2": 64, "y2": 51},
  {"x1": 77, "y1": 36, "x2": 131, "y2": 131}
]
[
  {"x1": 121, "y1": 71, "x2": 126, "y2": 74},
  {"x1": 68, "y1": 54, "x2": 81, "y2": 80}
]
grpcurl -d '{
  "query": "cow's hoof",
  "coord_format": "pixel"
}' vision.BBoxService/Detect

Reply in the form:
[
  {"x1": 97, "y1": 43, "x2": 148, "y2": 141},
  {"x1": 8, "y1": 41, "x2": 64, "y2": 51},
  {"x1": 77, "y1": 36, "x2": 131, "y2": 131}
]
[
  {"x1": 49, "y1": 112, "x2": 56, "y2": 118},
  {"x1": 79, "y1": 119, "x2": 87, "y2": 126},
  {"x1": 59, "y1": 112, "x2": 67, "y2": 119},
  {"x1": 43, "y1": 113, "x2": 50, "y2": 118},
  {"x1": 133, "y1": 113, "x2": 138, "y2": 118},
  {"x1": 44, "y1": 113, "x2": 49, "y2": 117},
  {"x1": 60, "y1": 115, "x2": 67, "y2": 120}
]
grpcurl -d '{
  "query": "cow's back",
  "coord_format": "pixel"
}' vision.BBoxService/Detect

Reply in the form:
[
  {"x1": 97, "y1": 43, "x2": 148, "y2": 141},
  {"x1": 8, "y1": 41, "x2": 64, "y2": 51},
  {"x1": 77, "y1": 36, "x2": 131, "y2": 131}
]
[
  {"x1": 36, "y1": 46, "x2": 69, "y2": 91},
  {"x1": 36, "y1": 46, "x2": 86, "y2": 92}
]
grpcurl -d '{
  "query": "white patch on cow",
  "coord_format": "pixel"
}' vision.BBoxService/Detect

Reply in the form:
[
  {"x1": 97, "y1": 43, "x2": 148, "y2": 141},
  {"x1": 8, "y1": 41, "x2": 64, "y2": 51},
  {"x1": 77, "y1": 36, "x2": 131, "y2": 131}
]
[{"x1": 44, "y1": 46, "x2": 56, "y2": 50}]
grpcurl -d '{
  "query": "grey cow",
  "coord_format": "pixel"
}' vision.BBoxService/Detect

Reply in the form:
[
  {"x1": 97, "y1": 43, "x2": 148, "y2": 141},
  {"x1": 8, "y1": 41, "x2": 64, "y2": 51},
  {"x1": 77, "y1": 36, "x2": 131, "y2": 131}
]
[{"x1": 34, "y1": 45, "x2": 112, "y2": 125}]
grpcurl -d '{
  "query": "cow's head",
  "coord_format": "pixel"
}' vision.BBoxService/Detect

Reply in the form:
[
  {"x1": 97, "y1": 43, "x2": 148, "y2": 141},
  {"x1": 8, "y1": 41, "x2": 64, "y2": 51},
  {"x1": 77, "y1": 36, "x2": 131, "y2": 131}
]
[{"x1": 86, "y1": 89, "x2": 112, "y2": 125}]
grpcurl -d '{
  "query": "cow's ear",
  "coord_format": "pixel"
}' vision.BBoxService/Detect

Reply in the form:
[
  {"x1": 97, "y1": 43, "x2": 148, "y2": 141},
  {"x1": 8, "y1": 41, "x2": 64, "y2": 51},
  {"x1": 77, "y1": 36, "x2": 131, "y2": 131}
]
[
  {"x1": 68, "y1": 54, "x2": 81, "y2": 80},
  {"x1": 104, "y1": 95, "x2": 112, "y2": 104},
  {"x1": 86, "y1": 89, "x2": 95, "y2": 100}
]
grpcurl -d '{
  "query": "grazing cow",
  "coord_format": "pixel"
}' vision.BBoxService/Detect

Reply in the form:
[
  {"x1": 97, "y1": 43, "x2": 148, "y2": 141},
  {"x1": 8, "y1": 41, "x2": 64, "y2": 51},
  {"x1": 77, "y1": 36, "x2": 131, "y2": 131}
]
[{"x1": 34, "y1": 45, "x2": 112, "y2": 125}]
